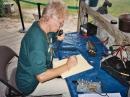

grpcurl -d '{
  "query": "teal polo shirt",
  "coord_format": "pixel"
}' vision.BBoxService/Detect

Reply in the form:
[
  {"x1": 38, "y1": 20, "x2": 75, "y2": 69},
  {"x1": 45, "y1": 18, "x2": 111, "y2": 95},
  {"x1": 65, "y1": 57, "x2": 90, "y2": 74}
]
[{"x1": 16, "y1": 21, "x2": 51, "y2": 95}]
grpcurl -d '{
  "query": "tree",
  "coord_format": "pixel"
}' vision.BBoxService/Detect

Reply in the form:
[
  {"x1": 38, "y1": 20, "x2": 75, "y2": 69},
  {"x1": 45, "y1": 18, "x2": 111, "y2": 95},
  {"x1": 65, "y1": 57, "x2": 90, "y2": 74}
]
[{"x1": 0, "y1": 0, "x2": 4, "y2": 17}]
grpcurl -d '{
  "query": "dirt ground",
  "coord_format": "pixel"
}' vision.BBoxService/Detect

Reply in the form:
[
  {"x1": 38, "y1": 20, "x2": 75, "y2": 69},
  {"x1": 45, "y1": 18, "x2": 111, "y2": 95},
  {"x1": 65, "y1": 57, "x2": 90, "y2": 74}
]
[{"x1": 0, "y1": 9, "x2": 78, "y2": 52}]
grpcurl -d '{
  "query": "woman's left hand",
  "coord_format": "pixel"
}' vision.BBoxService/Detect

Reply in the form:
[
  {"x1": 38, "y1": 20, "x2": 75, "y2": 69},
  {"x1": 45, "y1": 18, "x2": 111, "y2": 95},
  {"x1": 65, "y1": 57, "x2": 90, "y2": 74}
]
[{"x1": 57, "y1": 34, "x2": 64, "y2": 41}]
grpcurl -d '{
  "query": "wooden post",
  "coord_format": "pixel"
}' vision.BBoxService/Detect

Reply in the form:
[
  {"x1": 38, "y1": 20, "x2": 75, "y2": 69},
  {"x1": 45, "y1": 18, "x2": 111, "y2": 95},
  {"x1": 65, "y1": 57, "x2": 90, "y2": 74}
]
[{"x1": 77, "y1": 0, "x2": 88, "y2": 32}]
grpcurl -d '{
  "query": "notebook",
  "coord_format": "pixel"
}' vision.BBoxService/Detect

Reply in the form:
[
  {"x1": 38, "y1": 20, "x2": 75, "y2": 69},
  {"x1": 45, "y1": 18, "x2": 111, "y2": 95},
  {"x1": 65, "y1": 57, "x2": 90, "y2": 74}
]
[{"x1": 53, "y1": 54, "x2": 93, "y2": 78}]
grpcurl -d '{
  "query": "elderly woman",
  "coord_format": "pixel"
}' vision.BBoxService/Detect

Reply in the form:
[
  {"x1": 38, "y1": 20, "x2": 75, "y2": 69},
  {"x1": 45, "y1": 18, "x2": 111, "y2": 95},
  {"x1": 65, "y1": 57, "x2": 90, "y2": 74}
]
[{"x1": 15, "y1": 0, "x2": 77, "y2": 97}]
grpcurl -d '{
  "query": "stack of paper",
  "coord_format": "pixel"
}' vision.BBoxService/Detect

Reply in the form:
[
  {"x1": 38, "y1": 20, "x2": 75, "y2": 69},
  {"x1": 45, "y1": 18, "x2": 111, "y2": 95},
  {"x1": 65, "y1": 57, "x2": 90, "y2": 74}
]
[{"x1": 53, "y1": 54, "x2": 93, "y2": 78}]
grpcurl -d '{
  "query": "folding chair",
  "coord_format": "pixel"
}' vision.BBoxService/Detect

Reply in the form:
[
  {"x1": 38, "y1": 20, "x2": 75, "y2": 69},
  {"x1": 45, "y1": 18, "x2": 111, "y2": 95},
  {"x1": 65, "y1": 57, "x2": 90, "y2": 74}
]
[{"x1": 0, "y1": 46, "x2": 24, "y2": 97}]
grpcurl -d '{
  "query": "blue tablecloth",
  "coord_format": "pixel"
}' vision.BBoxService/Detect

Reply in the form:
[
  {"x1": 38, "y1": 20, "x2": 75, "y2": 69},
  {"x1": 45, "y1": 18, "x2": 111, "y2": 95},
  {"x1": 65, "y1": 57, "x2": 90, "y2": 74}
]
[{"x1": 53, "y1": 32, "x2": 128, "y2": 97}]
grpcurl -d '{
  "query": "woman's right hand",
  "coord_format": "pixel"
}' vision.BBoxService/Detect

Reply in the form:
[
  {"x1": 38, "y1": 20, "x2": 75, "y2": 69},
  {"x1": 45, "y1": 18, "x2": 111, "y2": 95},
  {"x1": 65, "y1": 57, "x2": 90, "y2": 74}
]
[{"x1": 66, "y1": 56, "x2": 77, "y2": 70}]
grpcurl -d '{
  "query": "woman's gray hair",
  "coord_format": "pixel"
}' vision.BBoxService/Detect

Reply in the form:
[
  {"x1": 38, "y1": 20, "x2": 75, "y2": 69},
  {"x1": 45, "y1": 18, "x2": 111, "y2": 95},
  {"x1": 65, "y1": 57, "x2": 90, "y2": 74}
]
[
  {"x1": 48, "y1": 0, "x2": 64, "y2": 5},
  {"x1": 41, "y1": 0, "x2": 67, "y2": 20}
]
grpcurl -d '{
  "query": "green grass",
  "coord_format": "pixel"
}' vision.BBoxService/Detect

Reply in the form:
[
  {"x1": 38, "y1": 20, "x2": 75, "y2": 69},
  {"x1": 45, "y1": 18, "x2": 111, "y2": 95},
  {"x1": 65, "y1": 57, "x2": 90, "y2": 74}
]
[
  {"x1": 20, "y1": 0, "x2": 79, "y2": 7},
  {"x1": 19, "y1": 0, "x2": 130, "y2": 16},
  {"x1": 19, "y1": 0, "x2": 79, "y2": 9},
  {"x1": 19, "y1": 0, "x2": 79, "y2": 14},
  {"x1": 9, "y1": 0, "x2": 47, "y2": 9},
  {"x1": 110, "y1": 0, "x2": 130, "y2": 17}
]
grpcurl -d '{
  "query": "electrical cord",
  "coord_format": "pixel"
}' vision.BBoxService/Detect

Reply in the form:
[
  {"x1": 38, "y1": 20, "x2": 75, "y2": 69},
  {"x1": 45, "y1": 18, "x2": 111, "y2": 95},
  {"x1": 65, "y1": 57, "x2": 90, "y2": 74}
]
[
  {"x1": 95, "y1": 91, "x2": 109, "y2": 97},
  {"x1": 104, "y1": 65, "x2": 130, "y2": 77}
]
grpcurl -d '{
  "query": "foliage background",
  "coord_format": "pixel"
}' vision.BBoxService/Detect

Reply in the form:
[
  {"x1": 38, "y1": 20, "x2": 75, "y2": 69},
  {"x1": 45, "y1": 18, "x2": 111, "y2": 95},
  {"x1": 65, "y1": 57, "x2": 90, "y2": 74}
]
[
  {"x1": 1, "y1": 0, "x2": 130, "y2": 17},
  {"x1": 18, "y1": 0, "x2": 130, "y2": 17},
  {"x1": 0, "y1": 0, "x2": 4, "y2": 17}
]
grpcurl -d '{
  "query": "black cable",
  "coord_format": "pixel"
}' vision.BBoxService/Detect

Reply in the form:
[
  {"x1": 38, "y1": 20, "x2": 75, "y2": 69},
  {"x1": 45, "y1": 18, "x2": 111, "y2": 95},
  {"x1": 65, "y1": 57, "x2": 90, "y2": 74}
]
[
  {"x1": 95, "y1": 91, "x2": 109, "y2": 97},
  {"x1": 94, "y1": 77, "x2": 109, "y2": 97}
]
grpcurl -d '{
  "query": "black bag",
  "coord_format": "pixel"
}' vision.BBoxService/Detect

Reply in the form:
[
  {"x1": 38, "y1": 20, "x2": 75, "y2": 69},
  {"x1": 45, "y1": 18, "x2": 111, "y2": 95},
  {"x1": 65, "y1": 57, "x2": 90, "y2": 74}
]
[
  {"x1": 125, "y1": 61, "x2": 130, "y2": 73},
  {"x1": 80, "y1": 22, "x2": 97, "y2": 36},
  {"x1": 101, "y1": 56, "x2": 130, "y2": 86}
]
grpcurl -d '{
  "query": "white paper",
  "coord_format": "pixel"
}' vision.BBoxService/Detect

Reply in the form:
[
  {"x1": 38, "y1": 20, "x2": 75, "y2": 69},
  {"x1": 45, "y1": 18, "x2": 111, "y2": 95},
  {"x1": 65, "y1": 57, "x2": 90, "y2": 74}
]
[
  {"x1": 78, "y1": 93, "x2": 121, "y2": 97},
  {"x1": 53, "y1": 54, "x2": 93, "y2": 78}
]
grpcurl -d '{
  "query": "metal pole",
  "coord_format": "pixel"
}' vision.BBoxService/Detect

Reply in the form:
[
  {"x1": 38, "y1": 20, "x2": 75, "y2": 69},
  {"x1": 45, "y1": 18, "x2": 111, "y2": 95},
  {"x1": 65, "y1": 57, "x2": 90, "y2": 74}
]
[
  {"x1": 77, "y1": 0, "x2": 81, "y2": 32},
  {"x1": 37, "y1": 3, "x2": 41, "y2": 19},
  {"x1": 16, "y1": 0, "x2": 26, "y2": 33}
]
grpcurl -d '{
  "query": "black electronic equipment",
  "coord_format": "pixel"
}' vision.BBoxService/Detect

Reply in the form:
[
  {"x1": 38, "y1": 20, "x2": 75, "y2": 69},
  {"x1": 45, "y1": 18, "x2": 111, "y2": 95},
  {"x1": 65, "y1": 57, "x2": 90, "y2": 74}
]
[
  {"x1": 101, "y1": 56, "x2": 130, "y2": 86},
  {"x1": 57, "y1": 29, "x2": 63, "y2": 36},
  {"x1": 80, "y1": 22, "x2": 97, "y2": 36},
  {"x1": 97, "y1": 0, "x2": 112, "y2": 14},
  {"x1": 87, "y1": 40, "x2": 97, "y2": 56}
]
